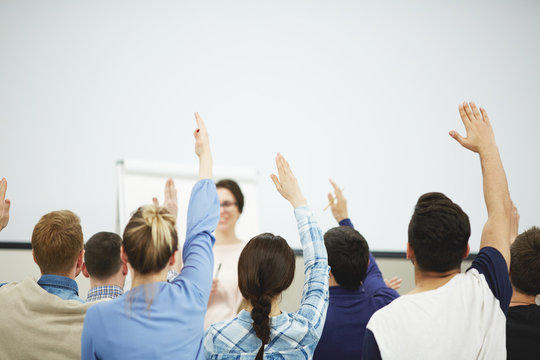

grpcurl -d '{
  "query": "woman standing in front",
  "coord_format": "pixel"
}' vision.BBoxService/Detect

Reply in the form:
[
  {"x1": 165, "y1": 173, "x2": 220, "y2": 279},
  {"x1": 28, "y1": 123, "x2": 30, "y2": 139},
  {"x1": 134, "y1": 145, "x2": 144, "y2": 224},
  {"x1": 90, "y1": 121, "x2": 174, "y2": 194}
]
[
  {"x1": 81, "y1": 113, "x2": 219, "y2": 359},
  {"x1": 205, "y1": 178, "x2": 246, "y2": 328}
]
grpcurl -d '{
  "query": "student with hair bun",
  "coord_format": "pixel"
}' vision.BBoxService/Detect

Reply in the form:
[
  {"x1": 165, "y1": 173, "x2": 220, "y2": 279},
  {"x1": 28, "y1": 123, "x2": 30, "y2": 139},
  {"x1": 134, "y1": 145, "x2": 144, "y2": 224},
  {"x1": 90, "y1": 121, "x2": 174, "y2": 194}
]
[
  {"x1": 204, "y1": 153, "x2": 330, "y2": 360},
  {"x1": 81, "y1": 113, "x2": 220, "y2": 360}
]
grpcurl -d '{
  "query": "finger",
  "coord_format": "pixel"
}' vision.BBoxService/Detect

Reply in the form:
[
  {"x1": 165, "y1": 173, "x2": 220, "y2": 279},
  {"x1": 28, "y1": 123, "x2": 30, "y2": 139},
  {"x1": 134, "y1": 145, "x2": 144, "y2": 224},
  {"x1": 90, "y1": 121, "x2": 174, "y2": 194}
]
[
  {"x1": 470, "y1": 102, "x2": 482, "y2": 121},
  {"x1": 464, "y1": 102, "x2": 476, "y2": 123},
  {"x1": 329, "y1": 179, "x2": 343, "y2": 199},
  {"x1": 166, "y1": 179, "x2": 175, "y2": 199},
  {"x1": 270, "y1": 174, "x2": 282, "y2": 192},
  {"x1": 329, "y1": 178, "x2": 339, "y2": 192},
  {"x1": 0, "y1": 179, "x2": 5, "y2": 203},
  {"x1": 171, "y1": 181, "x2": 177, "y2": 199},
  {"x1": 458, "y1": 103, "x2": 471, "y2": 125},
  {"x1": 275, "y1": 153, "x2": 286, "y2": 178},
  {"x1": 152, "y1": 197, "x2": 160, "y2": 207},
  {"x1": 479, "y1": 107, "x2": 490, "y2": 124},
  {"x1": 4, "y1": 199, "x2": 10, "y2": 212},
  {"x1": 194, "y1": 112, "x2": 207, "y2": 131}
]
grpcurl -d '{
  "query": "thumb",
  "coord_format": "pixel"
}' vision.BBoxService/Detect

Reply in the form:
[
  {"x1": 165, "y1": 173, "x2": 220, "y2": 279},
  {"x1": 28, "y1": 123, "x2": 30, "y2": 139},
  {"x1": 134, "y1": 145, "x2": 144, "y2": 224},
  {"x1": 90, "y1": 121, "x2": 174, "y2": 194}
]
[
  {"x1": 4, "y1": 199, "x2": 10, "y2": 211},
  {"x1": 449, "y1": 130, "x2": 467, "y2": 147},
  {"x1": 270, "y1": 174, "x2": 281, "y2": 192},
  {"x1": 327, "y1": 193, "x2": 334, "y2": 204}
]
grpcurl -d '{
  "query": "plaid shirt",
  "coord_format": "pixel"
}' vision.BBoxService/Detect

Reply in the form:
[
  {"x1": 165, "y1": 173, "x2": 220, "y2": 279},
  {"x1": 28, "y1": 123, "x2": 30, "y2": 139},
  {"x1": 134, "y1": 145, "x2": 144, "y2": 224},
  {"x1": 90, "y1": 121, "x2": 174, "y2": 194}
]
[
  {"x1": 86, "y1": 285, "x2": 124, "y2": 302},
  {"x1": 204, "y1": 205, "x2": 329, "y2": 359}
]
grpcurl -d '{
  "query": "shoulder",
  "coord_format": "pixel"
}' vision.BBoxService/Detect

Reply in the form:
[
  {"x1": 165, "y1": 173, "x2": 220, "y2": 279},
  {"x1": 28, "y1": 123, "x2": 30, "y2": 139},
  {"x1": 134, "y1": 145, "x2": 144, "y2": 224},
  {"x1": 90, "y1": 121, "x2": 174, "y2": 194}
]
[{"x1": 467, "y1": 247, "x2": 512, "y2": 315}]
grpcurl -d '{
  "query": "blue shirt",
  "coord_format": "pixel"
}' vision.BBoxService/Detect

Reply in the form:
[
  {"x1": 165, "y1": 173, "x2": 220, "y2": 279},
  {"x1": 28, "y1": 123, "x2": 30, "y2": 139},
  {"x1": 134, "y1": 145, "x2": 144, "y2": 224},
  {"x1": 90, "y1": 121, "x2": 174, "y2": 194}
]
[
  {"x1": 1, "y1": 274, "x2": 84, "y2": 303},
  {"x1": 81, "y1": 179, "x2": 220, "y2": 360},
  {"x1": 37, "y1": 274, "x2": 84, "y2": 303},
  {"x1": 203, "y1": 205, "x2": 330, "y2": 360},
  {"x1": 313, "y1": 219, "x2": 399, "y2": 359}
]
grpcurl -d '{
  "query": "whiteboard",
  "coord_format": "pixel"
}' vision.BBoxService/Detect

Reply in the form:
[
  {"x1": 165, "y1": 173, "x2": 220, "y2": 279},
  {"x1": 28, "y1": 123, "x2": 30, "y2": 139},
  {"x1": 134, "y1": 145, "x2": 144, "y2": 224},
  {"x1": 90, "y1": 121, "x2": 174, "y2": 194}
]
[
  {"x1": 116, "y1": 160, "x2": 260, "y2": 245},
  {"x1": 0, "y1": 1, "x2": 539, "y2": 254}
]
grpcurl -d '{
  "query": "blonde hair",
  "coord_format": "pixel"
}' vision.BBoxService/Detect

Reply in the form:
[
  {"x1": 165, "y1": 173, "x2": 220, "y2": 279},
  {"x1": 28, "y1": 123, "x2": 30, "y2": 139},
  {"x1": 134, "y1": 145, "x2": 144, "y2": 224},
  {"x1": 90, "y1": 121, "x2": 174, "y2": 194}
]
[
  {"x1": 122, "y1": 205, "x2": 178, "y2": 274},
  {"x1": 32, "y1": 210, "x2": 84, "y2": 275}
]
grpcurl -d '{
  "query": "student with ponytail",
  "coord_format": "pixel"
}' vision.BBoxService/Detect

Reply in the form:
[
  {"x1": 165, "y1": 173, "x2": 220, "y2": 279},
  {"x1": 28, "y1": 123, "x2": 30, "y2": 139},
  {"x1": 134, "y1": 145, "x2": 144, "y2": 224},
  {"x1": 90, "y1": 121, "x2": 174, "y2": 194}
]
[
  {"x1": 81, "y1": 113, "x2": 220, "y2": 359},
  {"x1": 204, "y1": 153, "x2": 330, "y2": 360}
]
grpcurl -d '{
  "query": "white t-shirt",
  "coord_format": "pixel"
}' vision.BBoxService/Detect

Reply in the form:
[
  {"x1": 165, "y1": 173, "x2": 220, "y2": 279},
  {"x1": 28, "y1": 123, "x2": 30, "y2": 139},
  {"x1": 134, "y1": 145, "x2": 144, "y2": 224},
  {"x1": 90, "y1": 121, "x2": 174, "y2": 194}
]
[{"x1": 364, "y1": 247, "x2": 512, "y2": 360}]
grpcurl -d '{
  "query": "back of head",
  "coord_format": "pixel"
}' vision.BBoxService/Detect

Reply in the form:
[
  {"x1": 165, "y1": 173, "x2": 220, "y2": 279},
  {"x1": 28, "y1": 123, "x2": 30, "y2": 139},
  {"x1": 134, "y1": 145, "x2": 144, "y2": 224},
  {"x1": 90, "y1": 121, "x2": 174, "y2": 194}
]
[
  {"x1": 408, "y1": 192, "x2": 470, "y2": 272},
  {"x1": 238, "y1": 233, "x2": 295, "y2": 360},
  {"x1": 510, "y1": 226, "x2": 540, "y2": 296},
  {"x1": 85, "y1": 232, "x2": 122, "y2": 280},
  {"x1": 122, "y1": 205, "x2": 178, "y2": 274},
  {"x1": 31, "y1": 210, "x2": 84, "y2": 275},
  {"x1": 216, "y1": 179, "x2": 244, "y2": 213},
  {"x1": 324, "y1": 226, "x2": 369, "y2": 290}
]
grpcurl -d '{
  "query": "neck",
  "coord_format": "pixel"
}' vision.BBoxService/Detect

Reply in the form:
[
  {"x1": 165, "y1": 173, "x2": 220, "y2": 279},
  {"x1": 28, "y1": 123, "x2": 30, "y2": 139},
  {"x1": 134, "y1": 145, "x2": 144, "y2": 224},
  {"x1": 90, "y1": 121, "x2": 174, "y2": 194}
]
[
  {"x1": 216, "y1": 228, "x2": 240, "y2": 245},
  {"x1": 131, "y1": 267, "x2": 168, "y2": 288},
  {"x1": 510, "y1": 287, "x2": 537, "y2": 307},
  {"x1": 246, "y1": 297, "x2": 282, "y2": 317},
  {"x1": 89, "y1": 273, "x2": 125, "y2": 290},
  {"x1": 409, "y1": 267, "x2": 461, "y2": 294}
]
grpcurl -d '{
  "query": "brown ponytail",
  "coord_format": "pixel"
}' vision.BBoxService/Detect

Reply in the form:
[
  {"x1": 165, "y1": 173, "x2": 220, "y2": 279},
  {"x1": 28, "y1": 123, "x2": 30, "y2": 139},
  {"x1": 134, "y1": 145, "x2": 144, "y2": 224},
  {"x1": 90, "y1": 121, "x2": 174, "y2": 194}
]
[{"x1": 238, "y1": 233, "x2": 296, "y2": 359}]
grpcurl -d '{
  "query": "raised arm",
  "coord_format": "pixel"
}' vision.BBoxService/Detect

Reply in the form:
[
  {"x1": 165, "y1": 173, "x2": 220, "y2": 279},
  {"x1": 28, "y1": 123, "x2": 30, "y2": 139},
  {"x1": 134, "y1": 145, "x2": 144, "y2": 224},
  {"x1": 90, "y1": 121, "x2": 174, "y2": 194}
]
[
  {"x1": 173, "y1": 114, "x2": 219, "y2": 298},
  {"x1": 271, "y1": 154, "x2": 329, "y2": 334},
  {"x1": 327, "y1": 179, "x2": 401, "y2": 293},
  {"x1": 194, "y1": 112, "x2": 212, "y2": 180},
  {"x1": 450, "y1": 102, "x2": 512, "y2": 266},
  {"x1": 0, "y1": 178, "x2": 11, "y2": 232}
]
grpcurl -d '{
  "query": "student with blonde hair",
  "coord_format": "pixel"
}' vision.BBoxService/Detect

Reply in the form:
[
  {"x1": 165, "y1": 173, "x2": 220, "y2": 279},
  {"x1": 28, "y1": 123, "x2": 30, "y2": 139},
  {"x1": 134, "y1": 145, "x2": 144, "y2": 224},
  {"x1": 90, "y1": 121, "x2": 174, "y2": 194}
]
[{"x1": 81, "y1": 113, "x2": 220, "y2": 359}]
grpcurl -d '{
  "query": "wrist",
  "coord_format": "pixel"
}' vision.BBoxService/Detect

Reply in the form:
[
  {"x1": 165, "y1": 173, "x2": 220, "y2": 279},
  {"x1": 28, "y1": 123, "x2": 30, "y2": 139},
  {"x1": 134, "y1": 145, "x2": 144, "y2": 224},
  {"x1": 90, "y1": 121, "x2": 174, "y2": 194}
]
[{"x1": 290, "y1": 196, "x2": 307, "y2": 208}]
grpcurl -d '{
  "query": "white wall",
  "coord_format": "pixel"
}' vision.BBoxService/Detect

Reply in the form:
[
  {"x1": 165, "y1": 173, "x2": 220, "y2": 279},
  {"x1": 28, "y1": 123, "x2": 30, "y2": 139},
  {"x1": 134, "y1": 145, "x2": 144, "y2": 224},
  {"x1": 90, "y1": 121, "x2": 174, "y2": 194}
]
[{"x1": 1, "y1": 0, "x2": 540, "y2": 251}]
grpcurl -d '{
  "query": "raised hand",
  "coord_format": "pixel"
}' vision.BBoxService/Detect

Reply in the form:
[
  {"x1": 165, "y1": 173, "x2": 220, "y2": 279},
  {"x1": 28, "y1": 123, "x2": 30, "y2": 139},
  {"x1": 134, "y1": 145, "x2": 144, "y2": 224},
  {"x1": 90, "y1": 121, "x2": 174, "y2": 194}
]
[
  {"x1": 384, "y1": 276, "x2": 402, "y2": 291},
  {"x1": 449, "y1": 102, "x2": 497, "y2": 154},
  {"x1": 270, "y1": 153, "x2": 307, "y2": 208},
  {"x1": 0, "y1": 178, "x2": 10, "y2": 231},
  {"x1": 450, "y1": 102, "x2": 512, "y2": 266},
  {"x1": 327, "y1": 179, "x2": 348, "y2": 222},
  {"x1": 194, "y1": 112, "x2": 210, "y2": 158},
  {"x1": 193, "y1": 112, "x2": 213, "y2": 179},
  {"x1": 153, "y1": 178, "x2": 178, "y2": 219}
]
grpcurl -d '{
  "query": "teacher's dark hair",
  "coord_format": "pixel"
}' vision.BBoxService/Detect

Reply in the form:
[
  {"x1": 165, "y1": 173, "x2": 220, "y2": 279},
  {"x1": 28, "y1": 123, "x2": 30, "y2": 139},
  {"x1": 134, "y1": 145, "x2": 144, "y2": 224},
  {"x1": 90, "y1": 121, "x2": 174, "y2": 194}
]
[
  {"x1": 238, "y1": 233, "x2": 295, "y2": 360},
  {"x1": 216, "y1": 179, "x2": 244, "y2": 213}
]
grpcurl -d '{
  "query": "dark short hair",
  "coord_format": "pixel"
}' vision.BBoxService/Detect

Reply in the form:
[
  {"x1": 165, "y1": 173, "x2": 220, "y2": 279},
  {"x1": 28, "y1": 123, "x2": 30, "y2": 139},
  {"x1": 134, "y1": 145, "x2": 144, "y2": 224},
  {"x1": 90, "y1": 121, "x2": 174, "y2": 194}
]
[
  {"x1": 324, "y1": 226, "x2": 369, "y2": 290},
  {"x1": 408, "y1": 192, "x2": 470, "y2": 272},
  {"x1": 238, "y1": 233, "x2": 295, "y2": 360},
  {"x1": 216, "y1": 179, "x2": 244, "y2": 213},
  {"x1": 84, "y1": 232, "x2": 123, "y2": 280},
  {"x1": 510, "y1": 226, "x2": 540, "y2": 296}
]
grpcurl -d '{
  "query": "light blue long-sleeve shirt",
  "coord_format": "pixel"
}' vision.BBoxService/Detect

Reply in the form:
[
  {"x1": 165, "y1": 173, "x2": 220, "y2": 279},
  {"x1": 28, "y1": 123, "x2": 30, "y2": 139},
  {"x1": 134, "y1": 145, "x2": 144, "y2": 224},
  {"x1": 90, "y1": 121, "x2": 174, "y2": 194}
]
[{"x1": 81, "y1": 179, "x2": 220, "y2": 360}]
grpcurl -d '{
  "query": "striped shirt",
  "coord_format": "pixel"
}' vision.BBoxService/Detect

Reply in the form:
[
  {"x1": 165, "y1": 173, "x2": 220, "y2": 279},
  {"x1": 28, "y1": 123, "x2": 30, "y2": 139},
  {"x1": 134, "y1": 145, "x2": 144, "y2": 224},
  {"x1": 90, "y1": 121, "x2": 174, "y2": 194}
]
[
  {"x1": 86, "y1": 285, "x2": 123, "y2": 302},
  {"x1": 204, "y1": 205, "x2": 329, "y2": 359}
]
